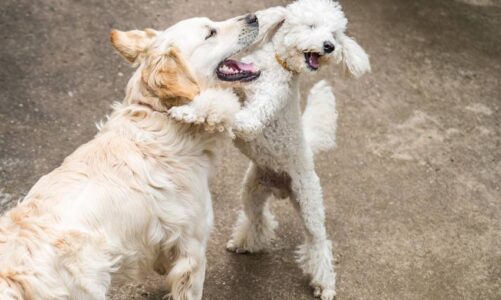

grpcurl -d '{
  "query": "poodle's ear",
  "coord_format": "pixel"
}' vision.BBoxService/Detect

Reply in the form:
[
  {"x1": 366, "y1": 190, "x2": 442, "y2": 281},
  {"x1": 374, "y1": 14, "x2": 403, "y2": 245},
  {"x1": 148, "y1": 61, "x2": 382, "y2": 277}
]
[
  {"x1": 254, "y1": 6, "x2": 287, "y2": 46},
  {"x1": 339, "y1": 33, "x2": 371, "y2": 78},
  {"x1": 110, "y1": 29, "x2": 158, "y2": 63},
  {"x1": 142, "y1": 47, "x2": 200, "y2": 105}
]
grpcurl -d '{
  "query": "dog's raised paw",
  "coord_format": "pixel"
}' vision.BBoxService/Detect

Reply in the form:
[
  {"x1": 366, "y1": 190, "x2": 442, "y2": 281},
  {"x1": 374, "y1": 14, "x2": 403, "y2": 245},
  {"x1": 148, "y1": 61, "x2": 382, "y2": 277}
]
[
  {"x1": 206, "y1": 112, "x2": 222, "y2": 126},
  {"x1": 169, "y1": 106, "x2": 199, "y2": 123}
]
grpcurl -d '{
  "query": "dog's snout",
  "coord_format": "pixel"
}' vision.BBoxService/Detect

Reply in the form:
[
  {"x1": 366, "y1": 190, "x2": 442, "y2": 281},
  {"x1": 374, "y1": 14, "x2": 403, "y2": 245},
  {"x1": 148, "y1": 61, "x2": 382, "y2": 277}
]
[
  {"x1": 238, "y1": 13, "x2": 259, "y2": 47},
  {"x1": 245, "y1": 14, "x2": 258, "y2": 27},
  {"x1": 323, "y1": 41, "x2": 335, "y2": 54}
]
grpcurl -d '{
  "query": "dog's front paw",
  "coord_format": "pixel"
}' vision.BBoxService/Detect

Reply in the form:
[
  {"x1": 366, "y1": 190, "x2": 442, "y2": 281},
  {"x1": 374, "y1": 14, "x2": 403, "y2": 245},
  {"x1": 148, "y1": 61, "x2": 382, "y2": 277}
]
[
  {"x1": 203, "y1": 110, "x2": 227, "y2": 133},
  {"x1": 169, "y1": 105, "x2": 205, "y2": 124}
]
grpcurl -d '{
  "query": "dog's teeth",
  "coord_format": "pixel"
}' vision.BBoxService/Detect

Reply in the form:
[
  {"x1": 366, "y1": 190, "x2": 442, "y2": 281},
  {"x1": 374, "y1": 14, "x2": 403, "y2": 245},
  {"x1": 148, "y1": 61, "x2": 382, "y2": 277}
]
[{"x1": 220, "y1": 64, "x2": 244, "y2": 75}]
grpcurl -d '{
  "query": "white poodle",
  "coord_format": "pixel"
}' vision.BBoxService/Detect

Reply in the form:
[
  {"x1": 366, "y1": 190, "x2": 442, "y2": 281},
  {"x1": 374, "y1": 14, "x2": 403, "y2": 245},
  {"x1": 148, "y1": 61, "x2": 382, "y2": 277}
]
[
  {"x1": 226, "y1": 1, "x2": 371, "y2": 299},
  {"x1": 161, "y1": 1, "x2": 370, "y2": 298}
]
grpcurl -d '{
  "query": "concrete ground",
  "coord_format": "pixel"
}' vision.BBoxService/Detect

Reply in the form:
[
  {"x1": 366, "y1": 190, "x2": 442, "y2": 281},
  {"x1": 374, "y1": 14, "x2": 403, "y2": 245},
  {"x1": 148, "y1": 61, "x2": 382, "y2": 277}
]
[{"x1": 1, "y1": 0, "x2": 500, "y2": 299}]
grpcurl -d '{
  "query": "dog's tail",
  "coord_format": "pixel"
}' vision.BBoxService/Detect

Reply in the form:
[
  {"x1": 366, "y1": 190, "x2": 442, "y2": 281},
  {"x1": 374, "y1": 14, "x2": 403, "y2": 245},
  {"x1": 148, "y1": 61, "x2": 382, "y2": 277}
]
[{"x1": 302, "y1": 80, "x2": 338, "y2": 155}]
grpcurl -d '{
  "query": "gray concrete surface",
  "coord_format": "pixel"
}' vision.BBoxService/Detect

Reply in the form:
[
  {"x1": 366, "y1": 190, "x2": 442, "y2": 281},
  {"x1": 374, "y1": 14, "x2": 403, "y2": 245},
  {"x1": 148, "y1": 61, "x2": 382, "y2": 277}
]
[{"x1": 1, "y1": 0, "x2": 500, "y2": 299}]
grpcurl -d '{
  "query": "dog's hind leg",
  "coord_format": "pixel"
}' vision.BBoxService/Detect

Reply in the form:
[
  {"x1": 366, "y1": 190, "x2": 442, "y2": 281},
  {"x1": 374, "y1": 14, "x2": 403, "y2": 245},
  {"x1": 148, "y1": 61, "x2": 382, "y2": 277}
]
[
  {"x1": 165, "y1": 240, "x2": 207, "y2": 300},
  {"x1": 164, "y1": 191, "x2": 212, "y2": 300},
  {"x1": 226, "y1": 162, "x2": 277, "y2": 253},
  {"x1": 289, "y1": 169, "x2": 336, "y2": 300}
]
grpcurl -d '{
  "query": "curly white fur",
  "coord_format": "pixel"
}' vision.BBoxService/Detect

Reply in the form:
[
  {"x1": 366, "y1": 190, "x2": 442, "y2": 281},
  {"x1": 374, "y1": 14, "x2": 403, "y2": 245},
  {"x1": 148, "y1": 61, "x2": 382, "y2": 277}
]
[
  {"x1": 303, "y1": 80, "x2": 338, "y2": 154},
  {"x1": 226, "y1": 1, "x2": 371, "y2": 299}
]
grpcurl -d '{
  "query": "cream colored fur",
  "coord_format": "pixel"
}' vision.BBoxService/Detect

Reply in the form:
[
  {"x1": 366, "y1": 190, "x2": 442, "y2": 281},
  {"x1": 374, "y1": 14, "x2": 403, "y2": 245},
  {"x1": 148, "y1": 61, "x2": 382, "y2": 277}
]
[{"x1": 0, "y1": 14, "x2": 258, "y2": 300}]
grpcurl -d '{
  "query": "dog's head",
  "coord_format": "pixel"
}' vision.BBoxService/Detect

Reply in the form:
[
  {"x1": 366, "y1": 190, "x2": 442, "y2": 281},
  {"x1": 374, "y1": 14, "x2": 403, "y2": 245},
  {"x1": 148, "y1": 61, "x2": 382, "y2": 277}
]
[
  {"x1": 111, "y1": 14, "x2": 261, "y2": 109},
  {"x1": 272, "y1": 0, "x2": 370, "y2": 77}
]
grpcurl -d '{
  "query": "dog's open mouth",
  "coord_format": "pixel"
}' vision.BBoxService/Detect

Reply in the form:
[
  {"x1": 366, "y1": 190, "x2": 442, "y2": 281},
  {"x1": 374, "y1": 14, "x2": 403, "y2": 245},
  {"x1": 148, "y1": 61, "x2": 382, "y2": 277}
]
[
  {"x1": 216, "y1": 59, "x2": 261, "y2": 82},
  {"x1": 304, "y1": 52, "x2": 321, "y2": 71}
]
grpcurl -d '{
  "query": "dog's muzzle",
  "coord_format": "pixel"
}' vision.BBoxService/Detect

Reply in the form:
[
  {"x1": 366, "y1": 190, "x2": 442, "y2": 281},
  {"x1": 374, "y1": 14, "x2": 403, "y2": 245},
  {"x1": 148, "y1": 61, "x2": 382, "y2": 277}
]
[
  {"x1": 216, "y1": 14, "x2": 261, "y2": 82},
  {"x1": 245, "y1": 14, "x2": 258, "y2": 27},
  {"x1": 238, "y1": 14, "x2": 259, "y2": 47}
]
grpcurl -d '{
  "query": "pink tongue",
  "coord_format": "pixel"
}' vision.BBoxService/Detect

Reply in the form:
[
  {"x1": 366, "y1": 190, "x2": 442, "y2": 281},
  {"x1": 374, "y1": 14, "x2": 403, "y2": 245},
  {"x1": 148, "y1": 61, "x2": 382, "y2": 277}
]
[
  {"x1": 235, "y1": 61, "x2": 256, "y2": 72},
  {"x1": 226, "y1": 60, "x2": 256, "y2": 72},
  {"x1": 309, "y1": 53, "x2": 320, "y2": 68}
]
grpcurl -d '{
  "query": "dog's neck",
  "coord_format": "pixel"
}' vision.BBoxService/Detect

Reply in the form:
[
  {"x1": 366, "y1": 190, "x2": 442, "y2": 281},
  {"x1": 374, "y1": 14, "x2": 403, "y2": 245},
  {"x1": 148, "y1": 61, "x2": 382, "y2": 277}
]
[{"x1": 123, "y1": 70, "x2": 188, "y2": 113}]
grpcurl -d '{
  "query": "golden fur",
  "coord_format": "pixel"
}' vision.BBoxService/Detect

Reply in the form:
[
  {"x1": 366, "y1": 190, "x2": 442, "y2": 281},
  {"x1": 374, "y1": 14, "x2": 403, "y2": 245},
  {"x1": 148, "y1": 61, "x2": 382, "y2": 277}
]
[
  {"x1": 0, "y1": 14, "x2": 258, "y2": 300},
  {"x1": 111, "y1": 30, "x2": 200, "y2": 109}
]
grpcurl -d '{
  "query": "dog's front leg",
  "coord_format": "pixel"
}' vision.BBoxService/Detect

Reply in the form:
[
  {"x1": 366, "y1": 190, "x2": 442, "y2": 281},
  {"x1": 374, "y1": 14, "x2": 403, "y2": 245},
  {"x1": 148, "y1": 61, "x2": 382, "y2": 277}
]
[{"x1": 169, "y1": 88, "x2": 240, "y2": 134}]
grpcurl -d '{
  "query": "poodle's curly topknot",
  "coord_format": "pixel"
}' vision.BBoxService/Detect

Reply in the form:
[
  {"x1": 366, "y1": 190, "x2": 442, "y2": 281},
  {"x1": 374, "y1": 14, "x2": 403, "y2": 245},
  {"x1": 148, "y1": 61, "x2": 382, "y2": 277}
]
[{"x1": 286, "y1": 0, "x2": 347, "y2": 30}]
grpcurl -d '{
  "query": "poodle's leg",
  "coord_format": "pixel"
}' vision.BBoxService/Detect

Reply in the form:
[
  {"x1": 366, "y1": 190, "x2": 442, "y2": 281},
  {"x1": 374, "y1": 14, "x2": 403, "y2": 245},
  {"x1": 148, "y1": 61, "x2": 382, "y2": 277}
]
[
  {"x1": 226, "y1": 162, "x2": 277, "y2": 253},
  {"x1": 164, "y1": 242, "x2": 206, "y2": 300},
  {"x1": 290, "y1": 169, "x2": 336, "y2": 300}
]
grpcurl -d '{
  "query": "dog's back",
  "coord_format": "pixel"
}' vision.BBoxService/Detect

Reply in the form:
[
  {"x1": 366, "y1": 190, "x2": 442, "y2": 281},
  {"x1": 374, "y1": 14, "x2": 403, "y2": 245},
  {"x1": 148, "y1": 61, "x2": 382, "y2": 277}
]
[{"x1": 0, "y1": 103, "x2": 221, "y2": 299}]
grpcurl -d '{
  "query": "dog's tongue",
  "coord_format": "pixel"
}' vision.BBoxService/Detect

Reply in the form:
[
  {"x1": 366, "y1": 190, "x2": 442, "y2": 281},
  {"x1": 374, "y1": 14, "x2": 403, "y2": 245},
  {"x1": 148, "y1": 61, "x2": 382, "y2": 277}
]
[
  {"x1": 224, "y1": 59, "x2": 257, "y2": 72},
  {"x1": 308, "y1": 53, "x2": 320, "y2": 69}
]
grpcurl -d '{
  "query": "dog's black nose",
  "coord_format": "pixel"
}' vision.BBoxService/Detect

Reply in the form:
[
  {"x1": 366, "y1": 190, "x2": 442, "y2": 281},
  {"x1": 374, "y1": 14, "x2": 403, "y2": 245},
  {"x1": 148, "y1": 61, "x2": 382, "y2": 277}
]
[
  {"x1": 323, "y1": 41, "x2": 335, "y2": 54},
  {"x1": 245, "y1": 14, "x2": 258, "y2": 26}
]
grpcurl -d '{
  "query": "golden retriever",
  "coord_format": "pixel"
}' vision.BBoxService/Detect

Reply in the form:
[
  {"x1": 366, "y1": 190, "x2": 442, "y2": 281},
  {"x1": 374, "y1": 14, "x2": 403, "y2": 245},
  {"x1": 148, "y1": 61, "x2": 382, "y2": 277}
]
[{"x1": 0, "y1": 14, "x2": 266, "y2": 300}]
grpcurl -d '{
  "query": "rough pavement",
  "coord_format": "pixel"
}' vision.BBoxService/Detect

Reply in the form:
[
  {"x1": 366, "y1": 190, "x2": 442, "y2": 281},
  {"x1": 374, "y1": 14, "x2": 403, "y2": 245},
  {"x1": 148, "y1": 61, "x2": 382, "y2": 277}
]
[{"x1": 1, "y1": 0, "x2": 500, "y2": 299}]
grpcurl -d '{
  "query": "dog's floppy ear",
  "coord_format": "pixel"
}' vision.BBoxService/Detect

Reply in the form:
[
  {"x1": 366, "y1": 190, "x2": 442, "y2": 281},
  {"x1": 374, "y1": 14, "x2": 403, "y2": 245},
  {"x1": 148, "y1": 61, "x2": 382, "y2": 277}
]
[
  {"x1": 339, "y1": 33, "x2": 371, "y2": 78},
  {"x1": 142, "y1": 47, "x2": 200, "y2": 105},
  {"x1": 253, "y1": 6, "x2": 287, "y2": 46},
  {"x1": 110, "y1": 29, "x2": 158, "y2": 63}
]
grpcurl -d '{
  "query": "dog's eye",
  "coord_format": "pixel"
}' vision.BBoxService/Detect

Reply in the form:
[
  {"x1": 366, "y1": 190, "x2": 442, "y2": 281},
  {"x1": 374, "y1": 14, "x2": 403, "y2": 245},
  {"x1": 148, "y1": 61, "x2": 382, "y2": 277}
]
[
  {"x1": 309, "y1": 24, "x2": 316, "y2": 29},
  {"x1": 205, "y1": 28, "x2": 217, "y2": 40}
]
